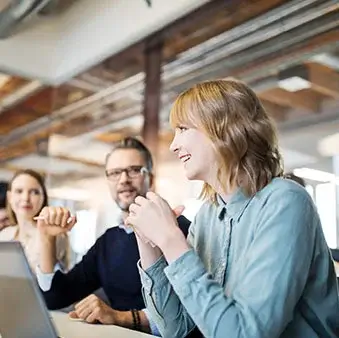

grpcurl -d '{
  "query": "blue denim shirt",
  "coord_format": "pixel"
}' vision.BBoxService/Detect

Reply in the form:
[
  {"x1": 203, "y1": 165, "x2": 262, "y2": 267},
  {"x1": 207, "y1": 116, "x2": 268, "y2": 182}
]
[{"x1": 139, "y1": 178, "x2": 339, "y2": 338}]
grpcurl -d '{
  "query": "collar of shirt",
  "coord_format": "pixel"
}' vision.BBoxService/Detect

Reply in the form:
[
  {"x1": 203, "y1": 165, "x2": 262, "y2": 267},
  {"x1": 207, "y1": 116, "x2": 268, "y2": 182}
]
[
  {"x1": 118, "y1": 223, "x2": 134, "y2": 234},
  {"x1": 216, "y1": 187, "x2": 252, "y2": 221},
  {"x1": 116, "y1": 213, "x2": 134, "y2": 234}
]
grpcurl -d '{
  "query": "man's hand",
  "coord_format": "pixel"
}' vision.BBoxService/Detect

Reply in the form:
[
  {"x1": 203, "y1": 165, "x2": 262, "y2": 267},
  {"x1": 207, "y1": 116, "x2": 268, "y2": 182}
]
[
  {"x1": 69, "y1": 294, "x2": 120, "y2": 324},
  {"x1": 69, "y1": 294, "x2": 151, "y2": 332},
  {"x1": 35, "y1": 206, "x2": 77, "y2": 237},
  {"x1": 69, "y1": 294, "x2": 133, "y2": 326}
]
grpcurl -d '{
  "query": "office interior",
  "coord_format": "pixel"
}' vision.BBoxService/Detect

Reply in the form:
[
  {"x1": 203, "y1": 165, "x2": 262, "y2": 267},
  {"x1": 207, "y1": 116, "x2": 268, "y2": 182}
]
[{"x1": 0, "y1": 0, "x2": 338, "y2": 264}]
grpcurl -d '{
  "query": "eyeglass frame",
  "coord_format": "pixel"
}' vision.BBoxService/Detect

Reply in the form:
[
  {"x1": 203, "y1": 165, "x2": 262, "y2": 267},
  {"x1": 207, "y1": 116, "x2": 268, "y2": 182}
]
[{"x1": 105, "y1": 165, "x2": 149, "y2": 181}]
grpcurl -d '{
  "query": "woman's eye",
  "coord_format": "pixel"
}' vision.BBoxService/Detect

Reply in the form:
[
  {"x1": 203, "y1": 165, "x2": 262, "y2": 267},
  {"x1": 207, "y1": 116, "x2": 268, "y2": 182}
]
[{"x1": 178, "y1": 126, "x2": 188, "y2": 132}]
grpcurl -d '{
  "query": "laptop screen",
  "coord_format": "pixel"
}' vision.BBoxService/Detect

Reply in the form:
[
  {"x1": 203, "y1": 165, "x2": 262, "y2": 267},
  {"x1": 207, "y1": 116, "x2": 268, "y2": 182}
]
[{"x1": 0, "y1": 242, "x2": 58, "y2": 338}]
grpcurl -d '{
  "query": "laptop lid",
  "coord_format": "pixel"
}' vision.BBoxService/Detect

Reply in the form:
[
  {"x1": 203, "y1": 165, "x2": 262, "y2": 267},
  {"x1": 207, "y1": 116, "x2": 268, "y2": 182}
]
[{"x1": 0, "y1": 241, "x2": 58, "y2": 338}]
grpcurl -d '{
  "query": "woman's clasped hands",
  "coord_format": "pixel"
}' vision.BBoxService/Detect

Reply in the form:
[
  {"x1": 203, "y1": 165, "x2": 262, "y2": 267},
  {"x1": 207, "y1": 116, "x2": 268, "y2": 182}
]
[{"x1": 126, "y1": 192, "x2": 185, "y2": 251}]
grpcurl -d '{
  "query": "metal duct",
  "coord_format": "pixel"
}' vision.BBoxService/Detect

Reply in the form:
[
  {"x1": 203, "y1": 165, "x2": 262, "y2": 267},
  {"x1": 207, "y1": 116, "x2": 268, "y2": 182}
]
[{"x1": 165, "y1": 7, "x2": 339, "y2": 92}]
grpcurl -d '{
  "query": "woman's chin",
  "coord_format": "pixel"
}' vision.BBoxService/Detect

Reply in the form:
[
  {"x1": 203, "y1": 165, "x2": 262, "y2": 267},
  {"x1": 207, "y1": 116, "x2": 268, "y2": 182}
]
[
  {"x1": 17, "y1": 212, "x2": 36, "y2": 222},
  {"x1": 184, "y1": 169, "x2": 199, "y2": 181}
]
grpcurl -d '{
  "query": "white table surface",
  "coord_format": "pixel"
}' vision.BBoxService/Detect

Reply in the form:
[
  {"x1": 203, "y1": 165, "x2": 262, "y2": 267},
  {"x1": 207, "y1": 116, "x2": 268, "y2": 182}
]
[{"x1": 51, "y1": 311, "x2": 153, "y2": 338}]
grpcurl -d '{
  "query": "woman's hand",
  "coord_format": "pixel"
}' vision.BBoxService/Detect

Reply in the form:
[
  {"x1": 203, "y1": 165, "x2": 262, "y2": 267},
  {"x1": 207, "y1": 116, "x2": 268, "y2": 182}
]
[
  {"x1": 35, "y1": 206, "x2": 76, "y2": 237},
  {"x1": 126, "y1": 192, "x2": 187, "y2": 253}
]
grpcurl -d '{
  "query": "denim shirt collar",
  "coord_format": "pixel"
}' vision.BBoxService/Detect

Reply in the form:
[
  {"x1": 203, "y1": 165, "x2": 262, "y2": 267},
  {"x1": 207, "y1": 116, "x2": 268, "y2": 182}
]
[{"x1": 216, "y1": 187, "x2": 252, "y2": 221}]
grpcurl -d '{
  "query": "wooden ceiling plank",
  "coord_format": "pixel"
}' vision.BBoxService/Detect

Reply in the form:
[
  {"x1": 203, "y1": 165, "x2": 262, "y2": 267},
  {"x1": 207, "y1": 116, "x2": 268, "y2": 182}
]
[
  {"x1": 0, "y1": 77, "x2": 29, "y2": 100},
  {"x1": 257, "y1": 88, "x2": 320, "y2": 113},
  {"x1": 307, "y1": 63, "x2": 339, "y2": 99},
  {"x1": 260, "y1": 99, "x2": 289, "y2": 122}
]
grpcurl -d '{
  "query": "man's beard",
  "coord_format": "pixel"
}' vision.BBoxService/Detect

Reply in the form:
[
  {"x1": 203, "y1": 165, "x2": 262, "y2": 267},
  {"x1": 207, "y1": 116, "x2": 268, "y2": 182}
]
[
  {"x1": 117, "y1": 202, "x2": 130, "y2": 212},
  {"x1": 116, "y1": 191, "x2": 147, "y2": 212}
]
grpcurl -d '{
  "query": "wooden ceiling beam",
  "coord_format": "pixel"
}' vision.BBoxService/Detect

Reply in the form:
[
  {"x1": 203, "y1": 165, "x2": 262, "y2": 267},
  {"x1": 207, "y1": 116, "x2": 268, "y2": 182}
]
[
  {"x1": 306, "y1": 63, "x2": 339, "y2": 99},
  {"x1": 257, "y1": 88, "x2": 320, "y2": 113},
  {"x1": 260, "y1": 99, "x2": 289, "y2": 122},
  {"x1": 0, "y1": 76, "x2": 29, "y2": 100},
  {"x1": 0, "y1": 134, "x2": 103, "y2": 168},
  {"x1": 0, "y1": 139, "x2": 36, "y2": 162}
]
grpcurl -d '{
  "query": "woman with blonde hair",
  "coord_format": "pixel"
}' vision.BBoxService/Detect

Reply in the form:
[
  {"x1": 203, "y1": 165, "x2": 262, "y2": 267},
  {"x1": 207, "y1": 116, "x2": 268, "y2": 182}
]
[
  {"x1": 126, "y1": 79, "x2": 339, "y2": 337},
  {"x1": 0, "y1": 169, "x2": 70, "y2": 272}
]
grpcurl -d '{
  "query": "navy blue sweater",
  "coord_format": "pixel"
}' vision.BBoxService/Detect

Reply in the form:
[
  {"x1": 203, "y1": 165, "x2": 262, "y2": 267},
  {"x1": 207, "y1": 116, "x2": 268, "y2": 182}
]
[{"x1": 42, "y1": 215, "x2": 190, "y2": 311}]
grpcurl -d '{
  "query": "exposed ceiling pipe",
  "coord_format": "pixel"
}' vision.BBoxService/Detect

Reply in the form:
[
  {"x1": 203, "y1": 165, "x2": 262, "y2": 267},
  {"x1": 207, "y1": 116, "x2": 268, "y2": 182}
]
[
  {"x1": 0, "y1": 0, "x2": 337, "y2": 146},
  {"x1": 163, "y1": 0, "x2": 329, "y2": 74},
  {"x1": 165, "y1": 9, "x2": 339, "y2": 91}
]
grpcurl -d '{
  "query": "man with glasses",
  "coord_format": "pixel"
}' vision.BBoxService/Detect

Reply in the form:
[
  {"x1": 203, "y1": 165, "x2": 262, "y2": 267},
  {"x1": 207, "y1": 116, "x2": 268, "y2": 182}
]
[{"x1": 36, "y1": 137, "x2": 191, "y2": 335}]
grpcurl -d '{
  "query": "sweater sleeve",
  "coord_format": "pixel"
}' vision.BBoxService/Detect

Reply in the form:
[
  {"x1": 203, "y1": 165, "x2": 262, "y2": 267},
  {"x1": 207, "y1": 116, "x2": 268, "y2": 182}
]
[
  {"x1": 41, "y1": 235, "x2": 104, "y2": 310},
  {"x1": 177, "y1": 215, "x2": 191, "y2": 238}
]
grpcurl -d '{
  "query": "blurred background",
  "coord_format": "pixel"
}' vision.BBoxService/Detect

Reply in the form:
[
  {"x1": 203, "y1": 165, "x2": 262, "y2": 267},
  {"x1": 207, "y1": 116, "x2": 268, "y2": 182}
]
[{"x1": 0, "y1": 0, "x2": 338, "y2": 261}]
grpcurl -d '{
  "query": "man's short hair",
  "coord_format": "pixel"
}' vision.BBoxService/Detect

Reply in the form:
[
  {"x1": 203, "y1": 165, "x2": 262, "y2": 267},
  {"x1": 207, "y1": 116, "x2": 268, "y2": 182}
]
[
  {"x1": 0, "y1": 181, "x2": 8, "y2": 209},
  {"x1": 105, "y1": 137, "x2": 154, "y2": 172},
  {"x1": 284, "y1": 172, "x2": 306, "y2": 187}
]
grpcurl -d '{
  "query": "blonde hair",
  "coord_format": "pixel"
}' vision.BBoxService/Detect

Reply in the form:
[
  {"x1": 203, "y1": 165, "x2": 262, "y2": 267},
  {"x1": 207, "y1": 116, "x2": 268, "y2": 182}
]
[{"x1": 170, "y1": 78, "x2": 283, "y2": 201}]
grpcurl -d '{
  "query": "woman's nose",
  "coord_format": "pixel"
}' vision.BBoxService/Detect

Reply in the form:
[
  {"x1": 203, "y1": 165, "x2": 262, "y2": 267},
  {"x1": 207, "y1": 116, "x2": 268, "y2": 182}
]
[
  {"x1": 169, "y1": 134, "x2": 179, "y2": 153},
  {"x1": 22, "y1": 191, "x2": 30, "y2": 201}
]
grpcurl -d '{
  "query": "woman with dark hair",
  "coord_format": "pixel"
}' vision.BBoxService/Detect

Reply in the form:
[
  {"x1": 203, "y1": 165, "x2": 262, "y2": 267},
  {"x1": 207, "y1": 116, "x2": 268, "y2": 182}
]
[
  {"x1": 127, "y1": 79, "x2": 339, "y2": 337},
  {"x1": 0, "y1": 169, "x2": 69, "y2": 271}
]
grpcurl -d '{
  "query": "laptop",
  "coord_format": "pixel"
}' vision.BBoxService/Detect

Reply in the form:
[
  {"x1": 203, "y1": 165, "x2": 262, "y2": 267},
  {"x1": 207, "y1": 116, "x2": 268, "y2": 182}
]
[{"x1": 0, "y1": 241, "x2": 60, "y2": 338}]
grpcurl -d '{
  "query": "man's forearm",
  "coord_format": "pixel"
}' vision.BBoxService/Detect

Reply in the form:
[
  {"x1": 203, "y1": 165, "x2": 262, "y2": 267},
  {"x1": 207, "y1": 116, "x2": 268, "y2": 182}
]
[{"x1": 38, "y1": 233, "x2": 57, "y2": 273}]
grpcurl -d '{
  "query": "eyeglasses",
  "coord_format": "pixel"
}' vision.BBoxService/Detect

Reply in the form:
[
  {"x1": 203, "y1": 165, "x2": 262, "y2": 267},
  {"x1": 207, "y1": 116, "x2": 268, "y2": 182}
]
[{"x1": 105, "y1": 165, "x2": 148, "y2": 181}]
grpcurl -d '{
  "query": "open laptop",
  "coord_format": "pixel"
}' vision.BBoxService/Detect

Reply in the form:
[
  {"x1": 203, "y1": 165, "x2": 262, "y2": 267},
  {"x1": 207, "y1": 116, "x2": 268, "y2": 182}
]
[{"x1": 0, "y1": 241, "x2": 61, "y2": 338}]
